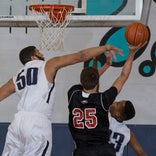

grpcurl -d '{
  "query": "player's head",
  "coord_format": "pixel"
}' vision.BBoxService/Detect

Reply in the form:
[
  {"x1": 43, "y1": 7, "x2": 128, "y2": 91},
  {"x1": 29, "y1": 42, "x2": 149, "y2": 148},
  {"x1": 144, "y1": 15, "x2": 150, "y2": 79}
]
[
  {"x1": 109, "y1": 100, "x2": 135, "y2": 121},
  {"x1": 19, "y1": 46, "x2": 45, "y2": 65},
  {"x1": 80, "y1": 67, "x2": 99, "y2": 90}
]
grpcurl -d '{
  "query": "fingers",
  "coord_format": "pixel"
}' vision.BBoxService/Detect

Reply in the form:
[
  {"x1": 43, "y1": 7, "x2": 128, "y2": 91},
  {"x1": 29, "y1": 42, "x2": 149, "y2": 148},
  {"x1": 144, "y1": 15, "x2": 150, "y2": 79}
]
[
  {"x1": 105, "y1": 50, "x2": 116, "y2": 60},
  {"x1": 110, "y1": 45, "x2": 123, "y2": 55},
  {"x1": 105, "y1": 45, "x2": 123, "y2": 56},
  {"x1": 128, "y1": 41, "x2": 147, "y2": 51},
  {"x1": 140, "y1": 41, "x2": 147, "y2": 47},
  {"x1": 105, "y1": 45, "x2": 123, "y2": 60}
]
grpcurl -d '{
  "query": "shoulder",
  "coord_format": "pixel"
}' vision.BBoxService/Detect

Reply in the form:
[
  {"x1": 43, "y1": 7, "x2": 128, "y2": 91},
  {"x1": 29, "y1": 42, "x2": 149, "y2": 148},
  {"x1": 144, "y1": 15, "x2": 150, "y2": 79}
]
[
  {"x1": 101, "y1": 86, "x2": 118, "y2": 105},
  {"x1": 68, "y1": 84, "x2": 83, "y2": 94},
  {"x1": 68, "y1": 84, "x2": 82, "y2": 101},
  {"x1": 110, "y1": 117, "x2": 130, "y2": 133},
  {"x1": 104, "y1": 86, "x2": 117, "y2": 94},
  {"x1": 22, "y1": 60, "x2": 46, "y2": 71}
]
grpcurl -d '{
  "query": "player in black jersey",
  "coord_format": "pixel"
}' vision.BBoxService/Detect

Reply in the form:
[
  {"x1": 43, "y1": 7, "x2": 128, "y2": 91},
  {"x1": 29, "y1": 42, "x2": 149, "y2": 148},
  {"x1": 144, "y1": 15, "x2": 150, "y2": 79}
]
[{"x1": 68, "y1": 44, "x2": 143, "y2": 156}]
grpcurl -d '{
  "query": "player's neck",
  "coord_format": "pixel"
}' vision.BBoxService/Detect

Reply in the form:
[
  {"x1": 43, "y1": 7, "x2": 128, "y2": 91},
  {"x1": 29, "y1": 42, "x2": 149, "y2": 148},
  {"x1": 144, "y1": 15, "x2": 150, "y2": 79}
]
[{"x1": 83, "y1": 87, "x2": 98, "y2": 94}]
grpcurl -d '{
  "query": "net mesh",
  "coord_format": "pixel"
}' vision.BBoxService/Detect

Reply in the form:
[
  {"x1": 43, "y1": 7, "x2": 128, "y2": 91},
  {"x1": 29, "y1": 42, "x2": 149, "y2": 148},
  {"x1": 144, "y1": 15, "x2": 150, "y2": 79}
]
[{"x1": 29, "y1": 4, "x2": 74, "y2": 51}]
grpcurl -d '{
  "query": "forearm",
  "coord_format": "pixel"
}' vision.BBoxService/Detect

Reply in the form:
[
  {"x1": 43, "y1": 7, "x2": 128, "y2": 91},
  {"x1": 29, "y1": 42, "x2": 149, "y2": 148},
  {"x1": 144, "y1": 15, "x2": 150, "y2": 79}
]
[
  {"x1": 79, "y1": 45, "x2": 121, "y2": 62},
  {"x1": 98, "y1": 64, "x2": 110, "y2": 76},
  {"x1": 50, "y1": 46, "x2": 108, "y2": 69},
  {"x1": 99, "y1": 53, "x2": 112, "y2": 76},
  {"x1": 129, "y1": 132, "x2": 147, "y2": 156},
  {"x1": 47, "y1": 45, "x2": 121, "y2": 78},
  {"x1": 121, "y1": 50, "x2": 135, "y2": 79},
  {"x1": 122, "y1": 43, "x2": 144, "y2": 77},
  {"x1": 0, "y1": 79, "x2": 15, "y2": 101},
  {"x1": 79, "y1": 46, "x2": 107, "y2": 62},
  {"x1": 92, "y1": 56, "x2": 111, "y2": 76},
  {"x1": 112, "y1": 50, "x2": 135, "y2": 94}
]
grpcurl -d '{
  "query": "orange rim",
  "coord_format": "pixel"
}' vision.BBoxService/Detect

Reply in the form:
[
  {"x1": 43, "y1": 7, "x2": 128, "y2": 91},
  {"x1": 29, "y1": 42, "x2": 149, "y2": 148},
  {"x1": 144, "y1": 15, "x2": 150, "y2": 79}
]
[{"x1": 29, "y1": 4, "x2": 74, "y2": 12}]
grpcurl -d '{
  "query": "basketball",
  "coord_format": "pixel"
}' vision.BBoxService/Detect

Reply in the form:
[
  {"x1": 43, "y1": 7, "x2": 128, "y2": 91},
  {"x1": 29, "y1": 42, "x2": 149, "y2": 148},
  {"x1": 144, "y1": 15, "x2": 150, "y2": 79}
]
[{"x1": 124, "y1": 22, "x2": 149, "y2": 46}]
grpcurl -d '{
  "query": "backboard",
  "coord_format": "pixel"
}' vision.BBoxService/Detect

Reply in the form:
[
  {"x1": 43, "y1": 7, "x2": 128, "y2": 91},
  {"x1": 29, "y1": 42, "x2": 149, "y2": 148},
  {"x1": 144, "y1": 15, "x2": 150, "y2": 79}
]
[{"x1": 0, "y1": 0, "x2": 152, "y2": 27}]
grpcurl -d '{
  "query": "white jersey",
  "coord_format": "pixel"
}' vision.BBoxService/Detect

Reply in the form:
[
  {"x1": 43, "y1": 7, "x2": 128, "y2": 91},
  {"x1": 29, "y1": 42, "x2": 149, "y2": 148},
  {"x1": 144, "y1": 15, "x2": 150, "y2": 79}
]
[
  {"x1": 109, "y1": 113, "x2": 130, "y2": 156},
  {"x1": 13, "y1": 60, "x2": 55, "y2": 121}
]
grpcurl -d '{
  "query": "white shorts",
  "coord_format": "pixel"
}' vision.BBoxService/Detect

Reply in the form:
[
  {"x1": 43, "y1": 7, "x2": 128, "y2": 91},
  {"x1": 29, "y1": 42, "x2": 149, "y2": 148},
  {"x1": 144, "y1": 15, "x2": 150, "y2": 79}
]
[{"x1": 2, "y1": 111, "x2": 52, "y2": 156}]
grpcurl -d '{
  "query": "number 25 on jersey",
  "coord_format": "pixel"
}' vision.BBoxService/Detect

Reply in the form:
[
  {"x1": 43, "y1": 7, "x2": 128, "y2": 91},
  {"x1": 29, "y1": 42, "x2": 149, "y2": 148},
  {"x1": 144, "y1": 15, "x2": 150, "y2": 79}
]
[{"x1": 72, "y1": 108, "x2": 98, "y2": 129}]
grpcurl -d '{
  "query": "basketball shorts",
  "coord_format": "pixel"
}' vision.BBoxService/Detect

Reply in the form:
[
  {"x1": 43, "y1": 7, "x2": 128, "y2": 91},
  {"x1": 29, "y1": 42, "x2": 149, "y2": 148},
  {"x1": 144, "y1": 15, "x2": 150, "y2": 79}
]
[
  {"x1": 2, "y1": 111, "x2": 52, "y2": 156},
  {"x1": 73, "y1": 143, "x2": 116, "y2": 156}
]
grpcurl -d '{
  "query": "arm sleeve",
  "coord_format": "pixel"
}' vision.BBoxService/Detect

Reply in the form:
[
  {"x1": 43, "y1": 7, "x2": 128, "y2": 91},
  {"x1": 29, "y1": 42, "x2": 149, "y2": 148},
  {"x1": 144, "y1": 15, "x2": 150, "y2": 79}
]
[{"x1": 102, "y1": 87, "x2": 118, "y2": 110}]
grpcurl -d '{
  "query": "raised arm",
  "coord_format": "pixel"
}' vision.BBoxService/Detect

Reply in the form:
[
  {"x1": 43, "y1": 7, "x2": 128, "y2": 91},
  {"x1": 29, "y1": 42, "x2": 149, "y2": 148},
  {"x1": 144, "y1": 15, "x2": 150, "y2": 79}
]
[
  {"x1": 129, "y1": 131, "x2": 147, "y2": 156},
  {"x1": 112, "y1": 44, "x2": 143, "y2": 94},
  {"x1": 98, "y1": 52, "x2": 112, "y2": 76},
  {"x1": 0, "y1": 79, "x2": 15, "y2": 101},
  {"x1": 45, "y1": 45, "x2": 122, "y2": 82}
]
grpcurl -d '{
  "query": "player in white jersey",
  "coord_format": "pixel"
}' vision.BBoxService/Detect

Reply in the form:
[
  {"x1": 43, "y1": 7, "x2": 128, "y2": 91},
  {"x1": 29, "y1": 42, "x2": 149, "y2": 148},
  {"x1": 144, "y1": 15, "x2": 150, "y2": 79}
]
[
  {"x1": 109, "y1": 100, "x2": 147, "y2": 156},
  {"x1": 0, "y1": 45, "x2": 122, "y2": 156}
]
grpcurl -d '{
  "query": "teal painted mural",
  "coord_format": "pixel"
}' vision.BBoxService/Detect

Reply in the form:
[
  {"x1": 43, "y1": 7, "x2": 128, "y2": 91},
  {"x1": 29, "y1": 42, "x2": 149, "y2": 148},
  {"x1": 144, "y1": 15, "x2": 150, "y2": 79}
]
[
  {"x1": 86, "y1": 0, "x2": 127, "y2": 15},
  {"x1": 84, "y1": 0, "x2": 156, "y2": 77},
  {"x1": 84, "y1": 27, "x2": 154, "y2": 77}
]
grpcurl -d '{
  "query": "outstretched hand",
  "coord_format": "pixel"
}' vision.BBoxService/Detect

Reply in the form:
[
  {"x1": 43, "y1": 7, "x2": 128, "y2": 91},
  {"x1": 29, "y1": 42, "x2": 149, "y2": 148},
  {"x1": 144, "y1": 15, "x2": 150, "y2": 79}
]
[
  {"x1": 128, "y1": 41, "x2": 147, "y2": 52},
  {"x1": 105, "y1": 45, "x2": 123, "y2": 60}
]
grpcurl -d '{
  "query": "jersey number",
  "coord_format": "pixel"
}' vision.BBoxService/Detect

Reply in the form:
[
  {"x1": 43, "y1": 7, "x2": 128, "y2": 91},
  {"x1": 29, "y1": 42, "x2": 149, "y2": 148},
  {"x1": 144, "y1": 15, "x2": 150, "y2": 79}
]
[
  {"x1": 16, "y1": 68, "x2": 38, "y2": 90},
  {"x1": 109, "y1": 130, "x2": 124, "y2": 152},
  {"x1": 72, "y1": 108, "x2": 97, "y2": 129}
]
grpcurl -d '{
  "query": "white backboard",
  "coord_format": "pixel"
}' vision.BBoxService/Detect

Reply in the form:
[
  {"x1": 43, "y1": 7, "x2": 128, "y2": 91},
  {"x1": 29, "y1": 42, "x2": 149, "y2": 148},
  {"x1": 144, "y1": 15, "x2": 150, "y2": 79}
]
[{"x1": 0, "y1": 0, "x2": 152, "y2": 27}]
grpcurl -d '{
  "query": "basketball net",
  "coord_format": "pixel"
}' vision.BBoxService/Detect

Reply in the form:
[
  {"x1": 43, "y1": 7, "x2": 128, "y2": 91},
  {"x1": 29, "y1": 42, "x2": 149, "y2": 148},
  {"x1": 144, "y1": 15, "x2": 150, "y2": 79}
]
[{"x1": 29, "y1": 4, "x2": 74, "y2": 51}]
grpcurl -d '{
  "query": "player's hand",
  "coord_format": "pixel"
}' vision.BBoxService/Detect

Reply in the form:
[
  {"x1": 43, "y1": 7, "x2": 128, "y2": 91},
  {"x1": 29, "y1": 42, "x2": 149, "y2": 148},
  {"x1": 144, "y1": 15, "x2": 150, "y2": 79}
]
[
  {"x1": 105, "y1": 52, "x2": 112, "y2": 66},
  {"x1": 128, "y1": 41, "x2": 147, "y2": 52},
  {"x1": 105, "y1": 45, "x2": 123, "y2": 60}
]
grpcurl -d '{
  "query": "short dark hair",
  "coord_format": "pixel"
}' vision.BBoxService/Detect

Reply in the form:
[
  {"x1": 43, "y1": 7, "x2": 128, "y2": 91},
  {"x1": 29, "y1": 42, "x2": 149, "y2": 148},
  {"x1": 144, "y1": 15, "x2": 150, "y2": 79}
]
[
  {"x1": 80, "y1": 67, "x2": 99, "y2": 90},
  {"x1": 19, "y1": 46, "x2": 36, "y2": 65},
  {"x1": 122, "y1": 100, "x2": 135, "y2": 121}
]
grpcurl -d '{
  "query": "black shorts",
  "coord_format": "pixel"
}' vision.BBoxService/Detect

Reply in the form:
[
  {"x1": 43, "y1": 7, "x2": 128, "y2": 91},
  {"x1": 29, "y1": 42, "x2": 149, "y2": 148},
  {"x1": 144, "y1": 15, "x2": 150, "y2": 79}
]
[{"x1": 73, "y1": 144, "x2": 116, "y2": 156}]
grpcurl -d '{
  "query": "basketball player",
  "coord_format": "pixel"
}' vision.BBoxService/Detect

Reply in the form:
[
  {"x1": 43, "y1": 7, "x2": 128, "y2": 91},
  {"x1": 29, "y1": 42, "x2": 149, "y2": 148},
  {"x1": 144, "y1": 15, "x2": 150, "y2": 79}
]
[
  {"x1": 96, "y1": 47, "x2": 147, "y2": 156},
  {"x1": 109, "y1": 100, "x2": 147, "y2": 156},
  {"x1": 97, "y1": 48, "x2": 147, "y2": 156},
  {"x1": 0, "y1": 45, "x2": 121, "y2": 156},
  {"x1": 67, "y1": 44, "x2": 143, "y2": 156}
]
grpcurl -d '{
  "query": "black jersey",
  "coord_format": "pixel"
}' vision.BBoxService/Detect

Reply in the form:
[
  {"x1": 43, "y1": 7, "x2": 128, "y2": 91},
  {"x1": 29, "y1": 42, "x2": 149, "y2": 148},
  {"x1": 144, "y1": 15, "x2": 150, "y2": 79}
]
[{"x1": 68, "y1": 84, "x2": 117, "y2": 148}]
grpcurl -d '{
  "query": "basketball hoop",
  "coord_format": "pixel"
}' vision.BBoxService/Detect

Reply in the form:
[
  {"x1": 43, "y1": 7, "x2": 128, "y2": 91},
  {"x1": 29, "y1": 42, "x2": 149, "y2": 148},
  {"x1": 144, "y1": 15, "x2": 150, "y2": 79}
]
[{"x1": 29, "y1": 4, "x2": 74, "y2": 51}]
